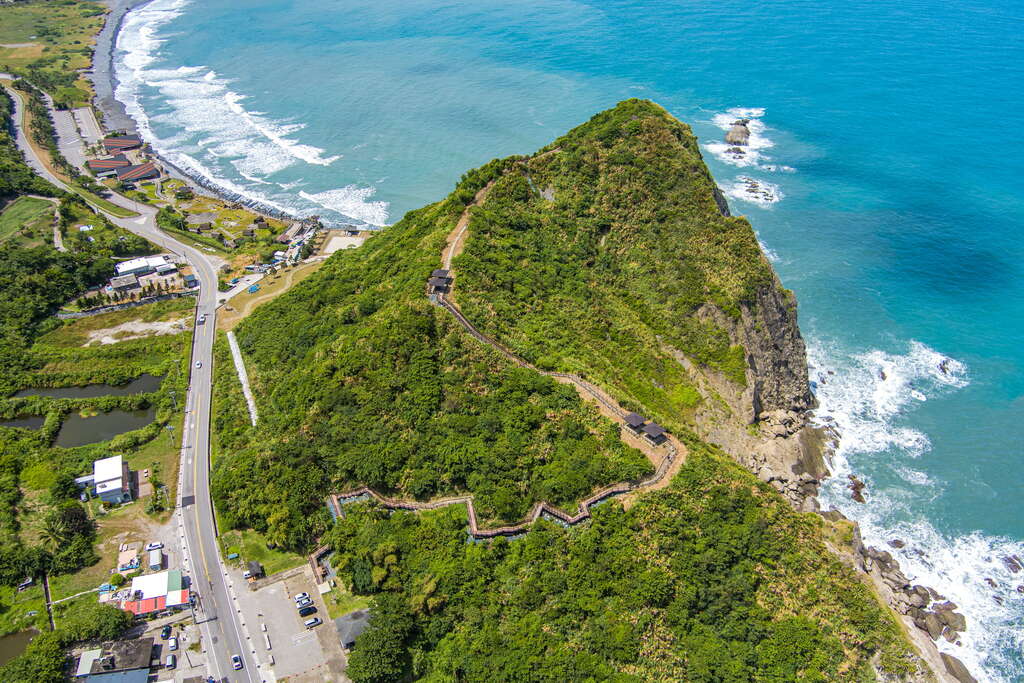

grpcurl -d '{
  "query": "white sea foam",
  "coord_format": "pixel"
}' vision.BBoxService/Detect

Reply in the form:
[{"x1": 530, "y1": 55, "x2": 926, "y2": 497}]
[
  {"x1": 299, "y1": 187, "x2": 389, "y2": 226},
  {"x1": 704, "y1": 107, "x2": 777, "y2": 170},
  {"x1": 113, "y1": 0, "x2": 384, "y2": 226},
  {"x1": 720, "y1": 176, "x2": 783, "y2": 207},
  {"x1": 810, "y1": 339, "x2": 1022, "y2": 681}
]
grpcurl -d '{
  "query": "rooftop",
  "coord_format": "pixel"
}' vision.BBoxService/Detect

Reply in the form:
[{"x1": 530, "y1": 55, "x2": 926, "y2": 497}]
[
  {"x1": 624, "y1": 412, "x2": 646, "y2": 427},
  {"x1": 82, "y1": 637, "x2": 154, "y2": 675},
  {"x1": 642, "y1": 422, "x2": 666, "y2": 439},
  {"x1": 94, "y1": 455, "x2": 123, "y2": 484},
  {"x1": 335, "y1": 609, "x2": 372, "y2": 648}
]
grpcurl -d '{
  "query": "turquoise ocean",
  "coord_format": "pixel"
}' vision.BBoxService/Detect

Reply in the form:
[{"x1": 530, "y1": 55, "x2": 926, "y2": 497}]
[{"x1": 114, "y1": 0, "x2": 1023, "y2": 678}]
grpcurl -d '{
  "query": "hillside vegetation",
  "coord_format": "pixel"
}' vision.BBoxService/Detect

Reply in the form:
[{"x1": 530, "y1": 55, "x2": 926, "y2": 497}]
[
  {"x1": 214, "y1": 100, "x2": 924, "y2": 680},
  {"x1": 331, "y1": 446, "x2": 921, "y2": 682}
]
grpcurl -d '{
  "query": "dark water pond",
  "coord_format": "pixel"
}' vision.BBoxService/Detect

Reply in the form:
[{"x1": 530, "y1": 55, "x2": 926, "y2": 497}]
[
  {"x1": 13, "y1": 374, "x2": 163, "y2": 399},
  {"x1": 0, "y1": 630, "x2": 36, "y2": 667},
  {"x1": 55, "y1": 406, "x2": 157, "y2": 448},
  {"x1": 0, "y1": 415, "x2": 45, "y2": 430}
]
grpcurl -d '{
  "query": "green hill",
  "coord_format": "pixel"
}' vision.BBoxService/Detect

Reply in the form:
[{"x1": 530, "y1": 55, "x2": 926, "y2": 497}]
[{"x1": 212, "y1": 100, "x2": 928, "y2": 681}]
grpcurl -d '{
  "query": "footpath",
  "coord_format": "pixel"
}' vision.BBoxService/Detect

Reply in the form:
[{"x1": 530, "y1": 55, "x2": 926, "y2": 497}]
[{"x1": 327, "y1": 183, "x2": 687, "y2": 539}]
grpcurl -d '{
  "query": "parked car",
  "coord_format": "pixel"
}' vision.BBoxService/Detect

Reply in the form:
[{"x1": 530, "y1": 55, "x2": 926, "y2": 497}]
[
  {"x1": 303, "y1": 617, "x2": 322, "y2": 629},
  {"x1": 298, "y1": 605, "x2": 317, "y2": 617},
  {"x1": 296, "y1": 597, "x2": 312, "y2": 609},
  {"x1": 145, "y1": 542, "x2": 163, "y2": 551},
  {"x1": 165, "y1": 654, "x2": 176, "y2": 669},
  {"x1": 292, "y1": 592, "x2": 310, "y2": 603},
  {"x1": 232, "y1": 654, "x2": 243, "y2": 670},
  {"x1": 168, "y1": 637, "x2": 178, "y2": 651},
  {"x1": 160, "y1": 625, "x2": 171, "y2": 639}
]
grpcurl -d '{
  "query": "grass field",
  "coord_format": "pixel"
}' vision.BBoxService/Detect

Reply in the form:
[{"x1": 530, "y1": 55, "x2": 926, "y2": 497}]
[
  {"x1": 219, "y1": 529, "x2": 305, "y2": 577},
  {"x1": 37, "y1": 298, "x2": 195, "y2": 348},
  {"x1": 324, "y1": 586, "x2": 370, "y2": 620},
  {"x1": 0, "y1": 196, "x2": 54, "y2": 242},
  {"x1": 0, "y1": 0, "x2": 106, "y2": 104}
]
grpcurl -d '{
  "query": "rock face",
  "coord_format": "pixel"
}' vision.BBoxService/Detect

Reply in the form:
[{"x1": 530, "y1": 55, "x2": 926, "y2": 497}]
[
  {"x1": 725, "y1": 118, "x2": 751, "y2": 145},
  {"x1": 941, "y1": 654, "x2": 978, "y2": 683}
]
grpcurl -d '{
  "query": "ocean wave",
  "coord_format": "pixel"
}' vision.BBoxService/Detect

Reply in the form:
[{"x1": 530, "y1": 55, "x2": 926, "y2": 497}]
[
  {"x1": 299, "y1": 187, "x2": 389, "y2": 226},
  {"x1": 810, "y1": 339, "x2": 1024, "y2": 681},
  {"x1": 720, "y1": 176, "x2": 783, "y2": 207},
  {"x1": 113, "y1": 0, "x2": 385, "y2": 226}
]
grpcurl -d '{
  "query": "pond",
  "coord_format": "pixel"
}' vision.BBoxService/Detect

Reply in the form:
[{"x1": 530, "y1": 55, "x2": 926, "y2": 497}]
[
  {"x1": 13, "y1": 374, "x2": 164, "y2": 399},
  {"x1": 55, "y1": 406, "x2": 157, "y2": 448},
  {"x1": 0, "y1": 630, "x2": 37, "y2": 667},
  {"x1": 0, "y1": 415, "x2": 45, "y2": 430}
]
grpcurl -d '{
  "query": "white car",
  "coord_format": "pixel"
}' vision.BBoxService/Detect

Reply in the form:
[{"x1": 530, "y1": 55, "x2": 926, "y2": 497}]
[
  {"x1": 293, "y1": 592, "x2": 310, "y2": 603},
  {"x1": 194, "y1": 361, "x2": 202, "y2": 368},
  {"x1": 144, "y1": 542, "x2": 163, "y2": 551},
  {"x1": 232, "y1": 654, "x2": 243, "y2": 670},
  {"x1": 168, "y1": 636, "x2": 178, "y2": 651}
]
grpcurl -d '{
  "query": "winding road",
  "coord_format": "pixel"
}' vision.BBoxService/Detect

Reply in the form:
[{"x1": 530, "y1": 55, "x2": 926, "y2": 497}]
[{"x1": 3, "y1": 83, "x2": 262, "y2": 682}]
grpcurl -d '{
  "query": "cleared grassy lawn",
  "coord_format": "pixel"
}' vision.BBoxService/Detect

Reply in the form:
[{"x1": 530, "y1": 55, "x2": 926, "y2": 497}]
[
  {"x1": 37, "y1": 298, "x2": 195, "y2": 348},
  {"x1": 0, "y1": 583, "x2": 48, "y2": 637},
  {"x1": 0, "y1": 196, "x2": 53, "y2": 242},
  {"x1": 219, "y1": 529, "x2": 305, "y2": 577},
  {"x1": 324, "y1": 586, "x2": 370, "y2": 620}
]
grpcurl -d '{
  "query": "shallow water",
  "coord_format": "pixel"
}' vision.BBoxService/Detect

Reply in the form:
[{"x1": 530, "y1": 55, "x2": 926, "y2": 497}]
[
  {"x1": 0, "y1": 630, "x2": 36, "y2": 667},
  {"x1": 13, "y1": 374, "x2": 163, "y2": 399},
  {"x1": 54, "y1": 407, "x2": 157, "y2": 448},
  {"x1": 117, "y1": 0, "x2": 1023, "y2": 678},
  {"x1": 0, "y1": 415, "x2": 45, "y2": 431}
]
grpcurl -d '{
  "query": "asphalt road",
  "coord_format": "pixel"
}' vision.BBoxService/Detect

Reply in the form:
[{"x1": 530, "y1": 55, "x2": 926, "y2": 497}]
[{"x1": 3, "y1": 83, "x2": 263, "y2": 682}]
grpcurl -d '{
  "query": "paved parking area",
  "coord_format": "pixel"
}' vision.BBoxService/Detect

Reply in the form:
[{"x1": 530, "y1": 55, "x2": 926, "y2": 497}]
[{"x1": 232, "y1": 565, "x2": 347, "y2": 682}]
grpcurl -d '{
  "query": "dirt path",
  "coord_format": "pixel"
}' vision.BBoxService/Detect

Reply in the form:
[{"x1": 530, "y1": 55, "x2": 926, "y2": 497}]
[{"x1": 328, "y1": 186, "x2": 687, "y2": 538}]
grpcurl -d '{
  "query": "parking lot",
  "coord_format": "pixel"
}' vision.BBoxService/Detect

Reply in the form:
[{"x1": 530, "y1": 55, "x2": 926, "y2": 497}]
[{"x1": 231, "y1": 564, "x2": 348, "y2": 681}]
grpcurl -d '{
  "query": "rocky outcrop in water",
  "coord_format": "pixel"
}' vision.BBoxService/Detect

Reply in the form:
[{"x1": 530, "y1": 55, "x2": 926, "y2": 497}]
[{"x1": 725, "y1": 118, "x2": 751, "y2": 145}]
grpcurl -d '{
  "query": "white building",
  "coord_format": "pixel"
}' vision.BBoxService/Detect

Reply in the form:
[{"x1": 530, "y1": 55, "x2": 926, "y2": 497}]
[
  {"x1": 93, "y1": 455, "x2": 131, "y2": 504},
  {"x1": 114, "y1": 255, "x2": 169, "y2": 277}
]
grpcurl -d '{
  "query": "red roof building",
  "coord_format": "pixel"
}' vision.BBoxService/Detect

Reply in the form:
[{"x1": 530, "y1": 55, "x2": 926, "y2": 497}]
[
  {"x1": 85, "y1": 154, "x2": 131, "y2": 172},
  {"x1": 116, "y1": 162, "x2": 160, "y2": 182},
  {"x1": 102, "y1": 135, "x2": 143, "y2": 152}
]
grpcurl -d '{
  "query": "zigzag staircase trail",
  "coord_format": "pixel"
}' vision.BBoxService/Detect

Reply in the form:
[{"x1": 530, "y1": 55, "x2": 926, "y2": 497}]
[{"x1": 328, "y1": 181, "x2": 687, "y2": 539}]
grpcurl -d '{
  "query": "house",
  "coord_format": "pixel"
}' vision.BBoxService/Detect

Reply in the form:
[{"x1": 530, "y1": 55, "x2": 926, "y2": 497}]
[
  {"x1": 183, "y1": 273, "x2": 198, "y2": 288},
  {"x1": 623, "y1": 412, "x2": 646, "y2": 435},
  {"x1": 110, "y1": 274, "x2": 139, "y2": 291},
  {"x1": 74, "y1": 637, "x2": 153, "y2": 680},
  {"x1": 335, "y1": 609, "x2": 372, "y2": 650},
  {"x1": 427, "y1": 276, "x2": 450, "y2": 294},
  {"x1": 121, "y1": 570, "x2": 189, "y2": 616},
  {"x1": 115, "y1": 255, "x2": 168, "y2": 277},
  {"x1": 242, "y1": 226, "x2": 255, "y2": 237},
  {"x1": 85, "y1": 154, "x2": 131, "y2": 177},
  {"x1": 245, "y1": 560, "x2": 264, "y2": 582},
  {"x1": 431, "y1": 269, "x2": 451, "y2": 280},
  {"x1": 641, "y1": 422, "x2": 668, "y2": 446},
  {"x1": 115, "y1": 162, "x2": 160, "y2": 182},
  {"x1": 101, "y1": 135, "x2": 143, "y2": 152},
  {"x1": 154, "y1": 262, "x2": 177, "y2": 275},
  {"x1": 93, "y1": 455, "x2": 131, "y2": 504}
]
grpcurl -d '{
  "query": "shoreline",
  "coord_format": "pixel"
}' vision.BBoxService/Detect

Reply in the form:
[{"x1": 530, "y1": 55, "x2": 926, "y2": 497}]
[
  {"x1": 86, "y1": 0, "x2": 325, "y2": 225},
  {"x1": 77, "y1": 4, "x2": 978, "y2": 681}
]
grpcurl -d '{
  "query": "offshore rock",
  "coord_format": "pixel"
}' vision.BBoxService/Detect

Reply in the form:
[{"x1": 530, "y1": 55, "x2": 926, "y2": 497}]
[{"x1": 725, "y1": 119, "x2": 751, "y2": 145}]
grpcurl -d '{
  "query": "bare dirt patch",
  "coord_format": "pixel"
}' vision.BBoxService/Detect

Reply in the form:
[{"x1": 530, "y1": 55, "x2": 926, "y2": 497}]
[
  {"x1": 86, "y1": 318, "x2": 190, "y2": 346},
  {"x1": 323, "y1": 232, "x2": 367, "y2": 254}
]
